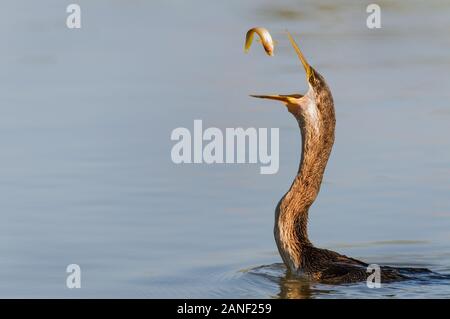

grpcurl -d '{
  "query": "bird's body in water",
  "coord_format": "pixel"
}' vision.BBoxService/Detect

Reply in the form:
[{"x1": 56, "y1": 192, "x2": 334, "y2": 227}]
[{"x1": 247, "y1": 30, "x2": 431, "y2": 284}]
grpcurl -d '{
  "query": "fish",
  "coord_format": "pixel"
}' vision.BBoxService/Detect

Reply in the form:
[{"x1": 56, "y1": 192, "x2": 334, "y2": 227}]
[{"x1": 244, "y1": 27, "x2": 275, "y2": 56}]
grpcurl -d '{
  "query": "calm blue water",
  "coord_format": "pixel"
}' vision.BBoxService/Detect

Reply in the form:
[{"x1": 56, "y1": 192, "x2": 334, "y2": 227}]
[{"x1": 1, "y1": 0, "x2": 450, "y2": 298}]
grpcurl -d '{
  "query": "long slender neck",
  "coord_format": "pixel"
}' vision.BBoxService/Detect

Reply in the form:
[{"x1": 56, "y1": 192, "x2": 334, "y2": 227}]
[
  {"x1": 275, "y1": 93, "x2": 335, "y2": 269},
  {"x1": 288, "y1": 115, "x2": 334, "y2": 240}
]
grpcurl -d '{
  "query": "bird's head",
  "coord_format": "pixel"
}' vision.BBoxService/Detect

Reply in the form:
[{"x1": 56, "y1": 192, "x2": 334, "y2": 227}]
[{"x1": 251, "y1": 32, "x2": 334, "y2": 129}]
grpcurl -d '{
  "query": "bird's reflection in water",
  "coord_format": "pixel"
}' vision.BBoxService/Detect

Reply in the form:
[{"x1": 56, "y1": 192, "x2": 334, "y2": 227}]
[
  {"x1": 278, "y1": 273, "x2": 324, "y2": 299},
  {"x1": 244, "y1": 263, "x2": 334, "y2": 299}
]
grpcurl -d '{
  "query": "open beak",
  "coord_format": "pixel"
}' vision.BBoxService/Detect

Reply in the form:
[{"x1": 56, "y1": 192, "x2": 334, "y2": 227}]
[{"x1": 251, "y1": 31, "x2": 313, "y2": 104}]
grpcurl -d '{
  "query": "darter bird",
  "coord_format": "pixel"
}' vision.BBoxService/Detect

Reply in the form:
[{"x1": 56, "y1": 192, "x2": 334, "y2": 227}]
[{"x1": 245, "y1": 27, "x2": 431, "y2": 284}]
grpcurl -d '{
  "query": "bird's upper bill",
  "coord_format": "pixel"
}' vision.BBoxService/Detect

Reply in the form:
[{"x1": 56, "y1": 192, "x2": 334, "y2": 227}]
[
  {"x1": 250, "y1": 32, "x2": 314, "y2": 106},
  {"x1": 286, "y1": 32, "x2": 313, "y2": 82}
]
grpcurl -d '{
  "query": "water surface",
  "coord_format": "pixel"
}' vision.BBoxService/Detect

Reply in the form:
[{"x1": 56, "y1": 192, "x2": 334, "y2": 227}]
[{"x1": 1, "y1": 0, "x2": 450, "y2": 298}]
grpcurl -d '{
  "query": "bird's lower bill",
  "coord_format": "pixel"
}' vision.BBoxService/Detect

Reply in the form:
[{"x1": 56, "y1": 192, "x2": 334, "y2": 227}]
[{"x1": 250, "y1": 94, "x2": 302, "y2": 105}]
